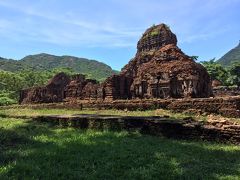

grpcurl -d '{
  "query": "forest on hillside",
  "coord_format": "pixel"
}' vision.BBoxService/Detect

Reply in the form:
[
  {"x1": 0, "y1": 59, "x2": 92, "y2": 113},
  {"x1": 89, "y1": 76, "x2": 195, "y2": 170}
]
[{"x1": 0, "y1": 53, "x2": 117, "y2": 82}]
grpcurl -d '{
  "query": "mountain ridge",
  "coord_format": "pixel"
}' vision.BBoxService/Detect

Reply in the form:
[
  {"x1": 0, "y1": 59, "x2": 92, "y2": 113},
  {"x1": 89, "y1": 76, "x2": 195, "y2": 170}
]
[
  {"x1": 0, "y1": 53, "x2": 118, "y2": 81},
  {"x1": 218, "y1": 41, "x2": 240, "y2": 66}
]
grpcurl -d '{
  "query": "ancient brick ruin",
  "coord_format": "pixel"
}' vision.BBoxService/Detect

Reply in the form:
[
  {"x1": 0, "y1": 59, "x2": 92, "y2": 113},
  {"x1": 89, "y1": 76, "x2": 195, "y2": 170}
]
[
  {"x1": 20, "y1": 72, "x2": 70, "y2": 104},
  {"x1": 120, "y1": 24, "x2": 212, "y2": 99},
  {"x1": 19, "y1": 73, "x2": 100, "y2": 104},
  {"x1": 19, "y1": 23, "x2": 213, "y2": 104}
]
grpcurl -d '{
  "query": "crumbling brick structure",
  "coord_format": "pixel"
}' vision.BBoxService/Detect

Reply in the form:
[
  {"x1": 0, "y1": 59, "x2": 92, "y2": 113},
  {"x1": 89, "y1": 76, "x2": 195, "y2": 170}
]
[
  {"x1": 20, "y1": 23, "x2": 212, "y2": 104},
  {"x1": 64, "y1": 74, "x2": 99, "y2": 100},
  {"x1": 101, "y1": 75, "x2": 133, "y2": 100},
  {"x1": 20, "y1": 72, "x2": 70, "y2": 104},
  {"x1": 120, "y1": 23, "x2": 212, "y2": 99},
  {"x1": 19, "y1": 73, "x2": 100, "y2": 104}
]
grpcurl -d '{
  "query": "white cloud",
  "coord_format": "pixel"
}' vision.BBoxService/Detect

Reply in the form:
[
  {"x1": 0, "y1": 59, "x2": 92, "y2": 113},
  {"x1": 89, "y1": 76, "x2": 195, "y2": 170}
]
[
  {"x1": 0, "y1": 0, "x2": 143, "y2": 47},
  {"x1": 0, "y1": 0, "x2": 238, "y2": 48}
]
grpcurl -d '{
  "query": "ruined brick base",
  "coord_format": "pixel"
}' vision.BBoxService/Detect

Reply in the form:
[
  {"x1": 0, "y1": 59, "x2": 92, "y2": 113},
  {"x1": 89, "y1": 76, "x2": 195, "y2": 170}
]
[
  {"x1": 33, "y1": 114, "x2": 240, "y2": 145},
  {"x1": 8, "y1": 96, "x2": 240, "y2": 118}
]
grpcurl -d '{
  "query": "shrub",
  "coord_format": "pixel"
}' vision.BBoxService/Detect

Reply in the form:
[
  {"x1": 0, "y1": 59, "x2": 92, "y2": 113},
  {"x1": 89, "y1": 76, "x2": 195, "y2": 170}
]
[{"x1": 0, "y1": 96, "x2": 16, "y2": 106}]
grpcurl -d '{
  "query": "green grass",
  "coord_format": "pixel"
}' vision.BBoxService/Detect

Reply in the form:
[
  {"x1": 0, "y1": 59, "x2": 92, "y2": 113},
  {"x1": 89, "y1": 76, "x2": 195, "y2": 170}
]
[
  {"x1": 0, "y1": 107, "x2": 197, "y2": 119},
  {"x1": 0, "y1": 116, "x2": 240, "y2": 179}
]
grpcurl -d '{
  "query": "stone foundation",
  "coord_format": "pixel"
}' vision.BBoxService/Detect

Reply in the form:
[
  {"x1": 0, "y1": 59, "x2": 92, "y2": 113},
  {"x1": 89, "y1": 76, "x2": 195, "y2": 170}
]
[
  {"x1": 213, "y1": 87, "x2": 240, "y2": 97},
  {"x1": 9, "y1": 97, "x2": 240, "y2": 118},
  {"x1": 33, "y1": 114, "x2": 240, "y2": 145}
]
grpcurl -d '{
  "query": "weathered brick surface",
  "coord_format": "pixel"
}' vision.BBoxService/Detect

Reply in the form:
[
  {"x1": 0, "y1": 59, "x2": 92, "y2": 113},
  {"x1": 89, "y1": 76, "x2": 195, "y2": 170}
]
[
  {"x1": 121, "y1": 24, "x2": 212, "y2": 99},
  {"x1": 19, "y1": 73, "x2": 100, "y2": 104},
  {"x1": 19, "y1": 72, "x2": 70, "y2": 104}
]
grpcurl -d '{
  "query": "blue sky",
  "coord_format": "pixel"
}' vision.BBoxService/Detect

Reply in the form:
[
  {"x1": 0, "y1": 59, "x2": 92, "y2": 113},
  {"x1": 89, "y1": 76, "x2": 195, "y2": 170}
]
[{"x1": 0, "y1": 0, "x2": 239, "y2": 70}]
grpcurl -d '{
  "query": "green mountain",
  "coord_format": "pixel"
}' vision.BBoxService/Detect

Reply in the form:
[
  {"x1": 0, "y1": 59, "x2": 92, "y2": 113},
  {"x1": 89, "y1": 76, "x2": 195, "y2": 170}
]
[
  {"x1": 218, "y1": 41, "x2": 240, "y2": 66},
  {"x1": 0, "y1": 53, "x2": 118, "y2": 81}
]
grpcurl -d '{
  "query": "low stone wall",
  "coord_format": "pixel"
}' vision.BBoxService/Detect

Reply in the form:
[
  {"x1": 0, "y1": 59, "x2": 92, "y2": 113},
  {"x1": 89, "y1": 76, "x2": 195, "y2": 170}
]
[
  {"x1": 33, "y1": 114, "x2": 240, "y2": 145},
  {"x1": 213, "y1": 87, "x2": 240, "y2": 97},
  {"x1": 2, "y1": 97, "x2": 240, "y2": 118},
  {"x1": 167, "y1": 97, "x2": 240, "y2": 118},
  {"x1": 82, "y1": 97, "x2": 240, "y2": 118}
]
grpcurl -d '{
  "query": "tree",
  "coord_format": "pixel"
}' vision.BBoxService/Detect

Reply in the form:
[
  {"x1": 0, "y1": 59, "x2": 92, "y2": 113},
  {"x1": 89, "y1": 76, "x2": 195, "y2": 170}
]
[
  {"x1": 228, "y1": 62, "x2": 240, "y2": 88},
  {"x1": 190, "y1": 56, "x2": 199, "y2": 61},
  {"x1": 0, "y1": 71, "x2": 25, "y2": 92},
  {"x1": 201, "y1": 59, "x2": 229, "y2": 85}
]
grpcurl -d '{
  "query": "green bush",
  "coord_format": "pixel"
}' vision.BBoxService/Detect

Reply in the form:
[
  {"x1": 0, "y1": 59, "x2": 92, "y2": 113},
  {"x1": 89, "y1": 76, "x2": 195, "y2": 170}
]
[{"x1": 0, "y1": 96, "x2": 16, "y2": 106}]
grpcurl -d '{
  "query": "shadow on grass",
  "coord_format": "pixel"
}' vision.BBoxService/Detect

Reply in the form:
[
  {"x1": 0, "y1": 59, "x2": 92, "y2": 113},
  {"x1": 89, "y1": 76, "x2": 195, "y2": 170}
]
[{"x1": 0, "y1": 118, "x2": 239, "y2": 179}]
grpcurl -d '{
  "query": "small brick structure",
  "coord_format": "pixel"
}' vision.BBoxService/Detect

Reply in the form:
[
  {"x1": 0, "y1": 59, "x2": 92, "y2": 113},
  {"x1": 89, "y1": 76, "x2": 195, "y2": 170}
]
[
  {"x1": 19, "y1": 73, "x2": 101, "y2": 104},
  {"x1": 19, "y1": 72, "x2": 71, "y2": 104}
]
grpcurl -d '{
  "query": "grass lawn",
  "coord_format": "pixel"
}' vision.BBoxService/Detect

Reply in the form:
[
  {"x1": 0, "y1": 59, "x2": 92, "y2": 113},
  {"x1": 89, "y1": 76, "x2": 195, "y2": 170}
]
[{"x1": 0, "y1": 114, "x2": 240, "y2": 179}]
